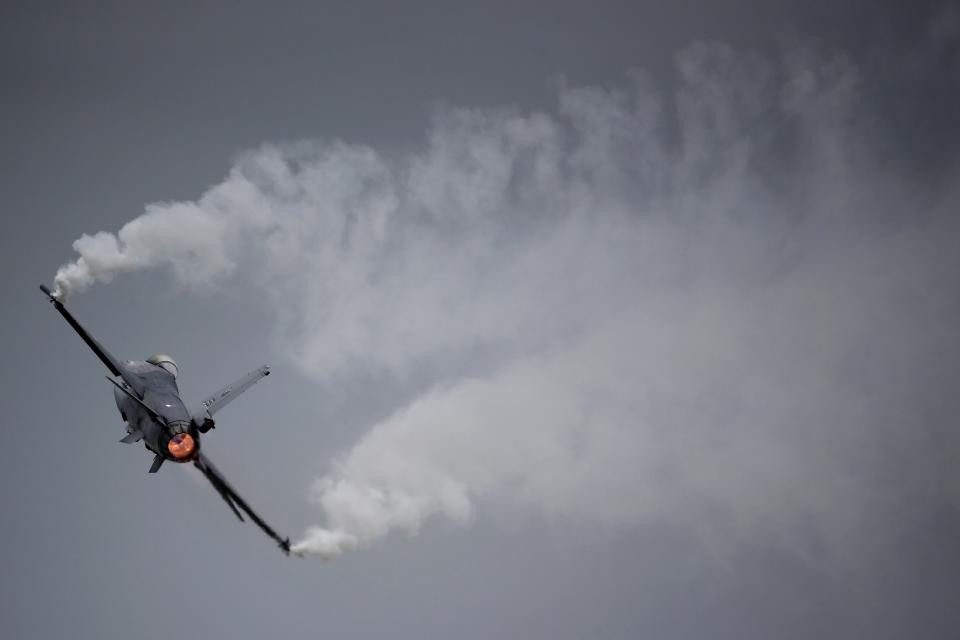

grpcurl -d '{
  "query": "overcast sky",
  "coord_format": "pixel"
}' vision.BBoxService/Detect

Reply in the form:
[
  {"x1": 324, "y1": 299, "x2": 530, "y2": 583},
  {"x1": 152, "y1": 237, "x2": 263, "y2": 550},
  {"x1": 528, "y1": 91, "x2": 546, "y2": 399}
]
[{"x1": 2, "y1": 2, "x2": 959, "y2": 639}]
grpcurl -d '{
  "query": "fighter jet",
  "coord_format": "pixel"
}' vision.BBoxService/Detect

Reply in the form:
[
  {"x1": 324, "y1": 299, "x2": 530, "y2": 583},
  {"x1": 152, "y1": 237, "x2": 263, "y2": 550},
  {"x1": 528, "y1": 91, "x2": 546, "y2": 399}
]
[{"x1": 39, "y1": 285, "x2": 291, "y2": 555}]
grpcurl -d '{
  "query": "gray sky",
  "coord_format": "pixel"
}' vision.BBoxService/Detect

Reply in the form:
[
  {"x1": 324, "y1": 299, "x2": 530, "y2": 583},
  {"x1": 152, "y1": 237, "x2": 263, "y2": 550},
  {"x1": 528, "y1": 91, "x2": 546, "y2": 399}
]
[{"x1": 2, "y1": 2, "x2": 959, "y2": 639}]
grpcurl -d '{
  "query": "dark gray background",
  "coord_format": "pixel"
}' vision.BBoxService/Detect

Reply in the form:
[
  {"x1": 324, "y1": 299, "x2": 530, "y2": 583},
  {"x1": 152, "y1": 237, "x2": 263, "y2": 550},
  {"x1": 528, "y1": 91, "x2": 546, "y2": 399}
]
[{"x1": 2, "y1": 2, "x2": 958, "y2": 639}]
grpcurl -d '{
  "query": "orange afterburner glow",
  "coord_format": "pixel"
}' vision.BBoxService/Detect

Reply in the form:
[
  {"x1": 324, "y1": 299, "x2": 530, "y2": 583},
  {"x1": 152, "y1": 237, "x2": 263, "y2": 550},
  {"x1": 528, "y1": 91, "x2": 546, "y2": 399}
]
[{"x1": 167, "y1": 433, "x2": 196, "y2": 460}]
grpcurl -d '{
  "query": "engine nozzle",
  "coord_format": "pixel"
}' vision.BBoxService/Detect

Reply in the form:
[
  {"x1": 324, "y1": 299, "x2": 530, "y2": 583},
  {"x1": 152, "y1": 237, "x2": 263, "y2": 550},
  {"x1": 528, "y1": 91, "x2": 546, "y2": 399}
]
[{"x1": 167, "y1": 433, "x2": 196, "y2": 460}]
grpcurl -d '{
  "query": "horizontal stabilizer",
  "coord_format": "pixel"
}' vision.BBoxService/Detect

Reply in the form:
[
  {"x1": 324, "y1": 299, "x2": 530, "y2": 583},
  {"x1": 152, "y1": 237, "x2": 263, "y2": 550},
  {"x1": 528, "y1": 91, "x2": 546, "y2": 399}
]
[
  {"x1": 119, "y1": 430, "x2": 142, "y2": 444},
  {"x1": 217, "y1": 488, "x2": 245, "y2": 522},
  {"x1": 149, "y1": 454, "x2": 165, "y2": 473}
]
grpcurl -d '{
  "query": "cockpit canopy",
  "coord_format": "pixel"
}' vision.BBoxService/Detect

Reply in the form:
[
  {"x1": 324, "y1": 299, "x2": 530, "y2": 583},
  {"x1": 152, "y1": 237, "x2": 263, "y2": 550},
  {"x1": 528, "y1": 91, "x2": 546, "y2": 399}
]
[{"x1": 146, "y1": 353, "x2": 179, "y2": 378}]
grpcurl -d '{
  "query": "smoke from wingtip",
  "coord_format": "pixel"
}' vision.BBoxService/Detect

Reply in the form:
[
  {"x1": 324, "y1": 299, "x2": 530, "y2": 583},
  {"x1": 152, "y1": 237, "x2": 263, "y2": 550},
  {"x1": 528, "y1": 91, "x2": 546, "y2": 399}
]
[
  {"x1": 290, "y1": 528, "x2": 360, "y2": 559},
  {"x1": 284, "y1": 44, "x2": 958, "y2": 563},
  {"x1": 50, "y1": 202, "x2": 233, "y2": 300},
  {"x1": 51, "y1": 232, "x2": 132, "y2": 300}
]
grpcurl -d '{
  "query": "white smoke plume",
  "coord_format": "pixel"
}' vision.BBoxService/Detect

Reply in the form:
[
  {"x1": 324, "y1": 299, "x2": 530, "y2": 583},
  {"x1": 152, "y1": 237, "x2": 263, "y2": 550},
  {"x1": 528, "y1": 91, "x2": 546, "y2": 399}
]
[
  {"x1": 50, "y1": 43, "x2": 960, "y2": 562},
  {"x1": 51, "y1": 203, "x2": 232, "y2": 301}
]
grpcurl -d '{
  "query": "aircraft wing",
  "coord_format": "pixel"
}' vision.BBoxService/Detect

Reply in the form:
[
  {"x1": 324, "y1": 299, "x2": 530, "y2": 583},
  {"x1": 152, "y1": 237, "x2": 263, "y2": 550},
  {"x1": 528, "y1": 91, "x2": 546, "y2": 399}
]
[
  {"x1": 39, "y1": 285, "x2": 144, "y2": 396},
  {"x1": 193, "y1": 452, "x2": 290, "y2": 555},
  {"x1": 191, "y1": 365, "x2": 271, "y2": 424}
]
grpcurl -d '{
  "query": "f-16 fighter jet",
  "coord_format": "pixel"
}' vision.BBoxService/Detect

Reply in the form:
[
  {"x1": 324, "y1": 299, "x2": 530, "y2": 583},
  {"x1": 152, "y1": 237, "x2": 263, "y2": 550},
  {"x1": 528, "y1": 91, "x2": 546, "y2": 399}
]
[{"x1": 39, "y1": 285, "x2": 290, "y2": 555}]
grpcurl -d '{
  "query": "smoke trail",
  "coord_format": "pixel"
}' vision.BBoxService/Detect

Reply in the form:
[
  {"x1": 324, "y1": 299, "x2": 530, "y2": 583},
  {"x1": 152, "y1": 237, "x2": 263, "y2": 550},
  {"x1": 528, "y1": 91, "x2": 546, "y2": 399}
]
[
  {"x1": 49, "y1": 42, "x2": 960, "y2": 563},
  {"x1": 51, "y1": 203, "x2": 232, "y2": 301}
]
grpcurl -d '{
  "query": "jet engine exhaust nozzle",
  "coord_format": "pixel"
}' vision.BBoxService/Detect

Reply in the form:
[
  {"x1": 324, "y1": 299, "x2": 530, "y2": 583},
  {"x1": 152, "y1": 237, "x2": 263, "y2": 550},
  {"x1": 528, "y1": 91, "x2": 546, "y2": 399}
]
[{"x1": 167, "y1": 433, "x2": 196, "y2": 460}]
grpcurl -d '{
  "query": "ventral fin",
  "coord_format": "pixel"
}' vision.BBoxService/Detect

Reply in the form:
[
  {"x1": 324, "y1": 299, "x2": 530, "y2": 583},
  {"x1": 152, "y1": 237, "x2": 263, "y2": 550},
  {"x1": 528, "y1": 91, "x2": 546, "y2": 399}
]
[{"x1": 149, "y1": 454, "x2": 165, "y2": 473}]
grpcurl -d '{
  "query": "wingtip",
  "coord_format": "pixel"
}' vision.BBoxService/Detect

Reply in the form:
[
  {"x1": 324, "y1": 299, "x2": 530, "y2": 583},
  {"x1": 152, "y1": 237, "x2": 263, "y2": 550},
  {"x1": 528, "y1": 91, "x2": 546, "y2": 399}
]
[{"x1": 39, "y1": 284, "x2": 64, "y2": 305}]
